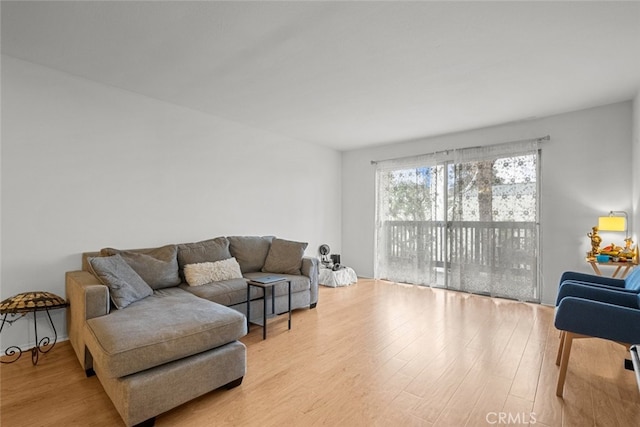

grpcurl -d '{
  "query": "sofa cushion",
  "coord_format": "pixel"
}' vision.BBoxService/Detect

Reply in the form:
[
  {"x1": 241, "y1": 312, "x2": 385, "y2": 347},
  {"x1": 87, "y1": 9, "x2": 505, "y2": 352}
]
[
  {"x1": 180, "y1": 274, "x2": 310, "y2": 307},
  {"x1": 262, "y1": 238, "x2": 308, "y2": 275},
  {"x1": 177, "y1": 237, "x2": 231, "y2": 271},
  {"x1": 84, "y1": 288, "x2": 246, "y2": 378},
  {"x1": 180, "y1": 278, "x2": 250, "y2": 307},
  {"x1": 228, "y1": 236, "x2": 274, "y2": 273},
  {"x1": 184, "y1": 258, "x2": 243, "y2": 287},
  {"x1": 88, "y1": 255, "x2": 153, "y2": 309},
  {"x1": 624, "y1": 267, "x2": 640, "y2": 290},
  {"x1": 100, "y1": 245, "x2": 180, "y2": 290}
]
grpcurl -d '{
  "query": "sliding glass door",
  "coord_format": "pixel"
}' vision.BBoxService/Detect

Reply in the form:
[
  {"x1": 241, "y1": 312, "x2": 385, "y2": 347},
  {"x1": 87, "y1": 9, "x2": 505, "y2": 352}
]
[
  {"x1": 374, "y1": 140, "x2": 540, "y2": 302},
  {"x1": 375, "y1": 161, "x2": 447, "y2": 286}
]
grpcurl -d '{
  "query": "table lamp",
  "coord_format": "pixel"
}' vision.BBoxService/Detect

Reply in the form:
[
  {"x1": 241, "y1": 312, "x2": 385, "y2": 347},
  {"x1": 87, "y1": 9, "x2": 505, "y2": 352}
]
[{"x1": 598, "y1": 211, "x2": 628, "y2": 238}]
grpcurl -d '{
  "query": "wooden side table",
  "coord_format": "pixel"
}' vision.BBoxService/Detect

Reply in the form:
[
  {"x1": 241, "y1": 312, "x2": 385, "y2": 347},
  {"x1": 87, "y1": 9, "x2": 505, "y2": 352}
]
[
  {"x1": 586, "y1": 258, "x2": 638, "y2": 278},
  {"x1": 0, "y1": 291, "x2": 68, "y2": 365}
]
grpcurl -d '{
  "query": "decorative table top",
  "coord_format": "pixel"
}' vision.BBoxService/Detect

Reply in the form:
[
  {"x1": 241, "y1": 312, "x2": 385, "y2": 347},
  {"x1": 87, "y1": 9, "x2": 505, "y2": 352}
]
[{"x1": 0, "y1": 291, "x2": 68, "y2": 314}]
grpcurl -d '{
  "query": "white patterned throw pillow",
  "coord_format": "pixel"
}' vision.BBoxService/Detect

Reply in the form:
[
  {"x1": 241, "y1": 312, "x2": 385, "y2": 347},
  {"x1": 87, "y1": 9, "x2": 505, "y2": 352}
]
[{"x1": 184, "y1": 257, "x2": 243, "y2": 286}]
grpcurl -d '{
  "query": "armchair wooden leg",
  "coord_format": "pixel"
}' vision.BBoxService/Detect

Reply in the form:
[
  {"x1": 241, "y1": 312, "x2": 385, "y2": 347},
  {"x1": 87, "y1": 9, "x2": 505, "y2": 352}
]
[
  {"x1": 556, "y1": 331, "x2": 566, "y2": 366},
  {"x1": 556, "y1": 331, "x2": 574, "y2": 397}
]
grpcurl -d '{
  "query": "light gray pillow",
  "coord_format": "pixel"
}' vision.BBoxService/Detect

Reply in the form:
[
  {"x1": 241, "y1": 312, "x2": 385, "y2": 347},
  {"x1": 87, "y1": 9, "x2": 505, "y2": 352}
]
[
  {"x1": 262, "y1": 238, "x2": 308, "y2": 275},
  {"x1": 88, "y1": 254, "x2": 153, "y2": 309},
  {"x1": 100, "y1": 245, "x2": 180, "y2": 289},
  {"x1": 228, "y1": 235, "x2": 274, "y2": 273},
  {"x1": 177, "y1": 237, "x2": 232, "y2": 271}
]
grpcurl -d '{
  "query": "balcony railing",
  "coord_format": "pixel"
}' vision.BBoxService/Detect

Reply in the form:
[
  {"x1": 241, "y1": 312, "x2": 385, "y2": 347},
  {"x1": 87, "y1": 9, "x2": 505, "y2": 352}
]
[{"x1": 384, "y1": 220, "x2": 537, "y2": 274}]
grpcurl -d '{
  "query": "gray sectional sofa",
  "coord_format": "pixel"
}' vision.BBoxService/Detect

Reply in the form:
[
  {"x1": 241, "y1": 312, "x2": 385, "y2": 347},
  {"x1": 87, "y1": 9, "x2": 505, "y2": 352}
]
[{"x1": 65, "y1": 235, "x2": 319, "y2": 427}]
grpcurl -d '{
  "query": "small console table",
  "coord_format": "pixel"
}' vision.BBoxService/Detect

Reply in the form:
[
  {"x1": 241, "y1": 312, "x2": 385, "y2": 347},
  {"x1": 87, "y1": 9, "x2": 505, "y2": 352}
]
[
  {"x1": 586, "y1": 258, "x2": 637, "y2": 278},
  {"x1": 0, "y1": 291, "x2": 68, "y2": 365}
]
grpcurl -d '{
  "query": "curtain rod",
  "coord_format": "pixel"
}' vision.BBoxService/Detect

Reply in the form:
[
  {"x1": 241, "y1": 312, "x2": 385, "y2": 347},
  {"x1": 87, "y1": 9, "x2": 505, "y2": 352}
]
[{"x1": 370, "y1": 135, "x2": 550, "y2": 165}]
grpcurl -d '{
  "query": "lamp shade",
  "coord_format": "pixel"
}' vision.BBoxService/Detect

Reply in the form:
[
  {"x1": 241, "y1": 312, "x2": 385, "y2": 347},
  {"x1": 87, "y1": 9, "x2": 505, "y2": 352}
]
[{"x1": 598, "y1": 216, "x2": 626, "y2": 232}]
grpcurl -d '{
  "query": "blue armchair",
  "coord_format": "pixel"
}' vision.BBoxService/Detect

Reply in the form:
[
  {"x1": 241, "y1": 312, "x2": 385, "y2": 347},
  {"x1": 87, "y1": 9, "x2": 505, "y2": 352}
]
[
  {"x1": 554, "y1": 282, "x2": 640, "y2": 397},
  {"x1": 558, "y1": 265, "x2": 640, "y2": 294}
]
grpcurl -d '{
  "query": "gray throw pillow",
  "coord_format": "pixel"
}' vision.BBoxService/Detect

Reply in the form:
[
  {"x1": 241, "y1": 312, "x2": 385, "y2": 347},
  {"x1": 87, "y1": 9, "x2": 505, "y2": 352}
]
[
  {"x1": 262, "y1": 238, "x2": 308, "y2": 275},
  {"x1": 100, "y1": 245, "x2": 180, "y2": 290},
  {"x1": 228, "y1": 235, "x2": 274, "y2": 273},
  {"x1": 177, "y1": 237, "x2": 232, "y2": 272},
  {"x1": 88, "y1": 254, "x2": 153, "y2": 309}
]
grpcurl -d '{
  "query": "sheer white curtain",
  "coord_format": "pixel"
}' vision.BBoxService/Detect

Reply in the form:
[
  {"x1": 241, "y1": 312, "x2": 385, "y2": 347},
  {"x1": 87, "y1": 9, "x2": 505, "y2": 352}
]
[
  {"x1": 374, "y1": 152, "x2": 449, "y2": 285},
  {"x1": 374, "y1": 137, "x2": 544, "y2": 302},
  {"x1": 448, "y1": 140, "x2": 541, "y2": 301}
]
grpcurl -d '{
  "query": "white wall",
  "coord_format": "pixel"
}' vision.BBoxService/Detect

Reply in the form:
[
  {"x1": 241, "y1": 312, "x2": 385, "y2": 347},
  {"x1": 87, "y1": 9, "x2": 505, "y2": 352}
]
[
  {"x1": 342, "y1": 102, "x2": 633, "y2": 305},
  {"x1": 632, "y1": 91, "x2": 640, "y2": 243},
  {"x1": 0, "y1": 56, "x2": 342, "y2": 352}
]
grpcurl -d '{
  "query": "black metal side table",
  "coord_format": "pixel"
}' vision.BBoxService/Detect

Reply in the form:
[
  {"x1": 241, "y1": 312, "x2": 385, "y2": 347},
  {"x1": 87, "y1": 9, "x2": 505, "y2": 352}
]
[
  {"x1": 247, "y1": 278, "x2": 292, "y2": 340},
  {"x1": 0, "y1": 291, "x2": 68, "y2": 365}
]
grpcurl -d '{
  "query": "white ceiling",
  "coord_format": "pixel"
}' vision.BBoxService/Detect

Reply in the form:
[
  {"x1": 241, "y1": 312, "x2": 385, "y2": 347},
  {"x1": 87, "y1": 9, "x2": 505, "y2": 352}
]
[{"x1": 2, "y1": 1, "x2": 640, "y2": 151}]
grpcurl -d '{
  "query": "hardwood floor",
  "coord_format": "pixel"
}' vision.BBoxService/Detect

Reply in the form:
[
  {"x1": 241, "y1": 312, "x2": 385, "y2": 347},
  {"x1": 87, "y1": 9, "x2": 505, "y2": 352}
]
[{"x1": 2, "y1": 279, "x2": 639, "y2": 426}]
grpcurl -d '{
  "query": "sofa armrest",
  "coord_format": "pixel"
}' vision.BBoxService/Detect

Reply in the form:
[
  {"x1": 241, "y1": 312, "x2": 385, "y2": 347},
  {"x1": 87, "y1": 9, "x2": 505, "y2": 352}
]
[
  {"x1": 560, "y1": 271, "x2": 625, "y2": 288},
  {"x1": 66, "y1": 270, "x2": 110, "y2": 372},
  {"x1": 556, "y1": 282, "x2": 639, "y2": 307},
  {"x1": 301, "y1": 257, "x2": 319, "y2": 306}
]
